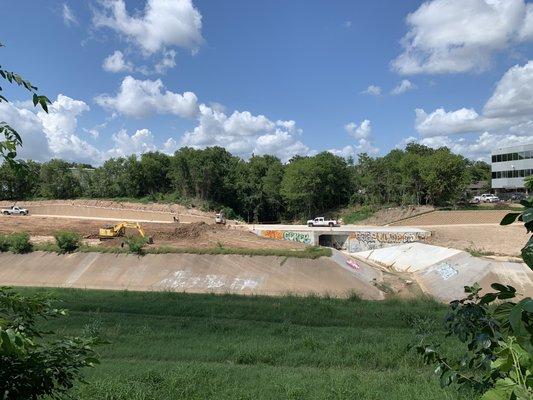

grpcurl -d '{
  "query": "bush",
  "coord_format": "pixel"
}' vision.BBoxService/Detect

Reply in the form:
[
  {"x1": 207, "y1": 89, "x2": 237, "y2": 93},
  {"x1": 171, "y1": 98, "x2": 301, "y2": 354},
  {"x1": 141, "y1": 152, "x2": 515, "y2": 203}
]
[
  {"x1": 54, "y1": 231, "x2": 82, "y2": 254},
  {"x1": 0, "y1": 235, "x2": 9, "y2": 252},
  {"x1": 7, "y1": 233, "x2": 32, "y2": 253},
  {"x1": 124, "y1": 236, "x2": 148, "y2": 255}
]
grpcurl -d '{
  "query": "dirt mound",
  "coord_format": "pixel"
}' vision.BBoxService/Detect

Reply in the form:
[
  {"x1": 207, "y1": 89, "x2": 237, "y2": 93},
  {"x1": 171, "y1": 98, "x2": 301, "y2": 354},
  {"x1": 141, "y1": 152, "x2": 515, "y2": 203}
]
[{"x1": 172, "y1": 222, "x2": 210, "y2": 239}]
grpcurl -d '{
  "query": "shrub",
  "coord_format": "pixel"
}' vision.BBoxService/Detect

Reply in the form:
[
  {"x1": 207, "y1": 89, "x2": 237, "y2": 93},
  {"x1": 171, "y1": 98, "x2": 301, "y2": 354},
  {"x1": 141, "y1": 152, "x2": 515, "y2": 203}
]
[
  {"x1": 0, "y1": 235, "x2": 9, "y2": 252},
  {"x1": 8, "y1": 232, "x2": 32, "y2": 253},
  {"x1": 124, "y1": 236, "x2": 148, "y2": 255},
  {"x1": 54, "y1": 231, "x2": 82, "y2": 254}
]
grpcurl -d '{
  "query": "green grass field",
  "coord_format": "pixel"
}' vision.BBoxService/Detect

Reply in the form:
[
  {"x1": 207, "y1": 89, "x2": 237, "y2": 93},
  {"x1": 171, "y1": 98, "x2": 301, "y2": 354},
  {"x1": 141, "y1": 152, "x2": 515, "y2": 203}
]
[{"x1": 24, "y1": 288, "x2": 473, "y2": 399}]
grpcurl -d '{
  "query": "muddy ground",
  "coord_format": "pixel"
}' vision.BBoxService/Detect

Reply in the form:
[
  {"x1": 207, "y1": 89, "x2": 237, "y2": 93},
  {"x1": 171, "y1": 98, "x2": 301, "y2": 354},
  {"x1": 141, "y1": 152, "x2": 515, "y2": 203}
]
[{"x1": 0, "y1": 216, "x2": 304, "y2": 250}]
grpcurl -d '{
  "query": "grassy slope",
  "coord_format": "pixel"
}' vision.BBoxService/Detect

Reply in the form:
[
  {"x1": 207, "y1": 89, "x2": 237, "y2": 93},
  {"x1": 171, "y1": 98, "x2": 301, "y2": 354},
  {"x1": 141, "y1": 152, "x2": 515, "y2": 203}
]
[{"x1": 25, "y1": 289, "x2": 471, "y2": 400}]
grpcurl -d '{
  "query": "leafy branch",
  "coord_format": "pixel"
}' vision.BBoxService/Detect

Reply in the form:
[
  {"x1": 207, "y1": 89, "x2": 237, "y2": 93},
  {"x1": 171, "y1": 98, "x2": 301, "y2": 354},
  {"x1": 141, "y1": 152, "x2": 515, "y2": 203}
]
[{"x1": 0, "y1": 41, "x2": 51, "y2": 164}]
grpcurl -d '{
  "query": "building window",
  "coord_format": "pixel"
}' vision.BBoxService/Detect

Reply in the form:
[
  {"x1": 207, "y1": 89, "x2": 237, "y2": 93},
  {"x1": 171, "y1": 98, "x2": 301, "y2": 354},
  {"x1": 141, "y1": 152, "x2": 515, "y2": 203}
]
[{"x1": 492, "y1": 149, "x2": 533, "y2": 162}]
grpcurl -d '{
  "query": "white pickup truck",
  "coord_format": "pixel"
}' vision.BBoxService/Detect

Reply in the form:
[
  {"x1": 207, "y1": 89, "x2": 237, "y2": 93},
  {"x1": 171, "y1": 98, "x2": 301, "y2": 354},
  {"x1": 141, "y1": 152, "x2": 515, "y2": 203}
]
[
  {"x1": 1, "y1": 206, "x2": 29, "y2": 215},
  {"x1": 307, "y1": 217, "x2": 340, "y2": 227},
  {"x1": 473, "y1": 193, "x2": 500, "y2": 203}
]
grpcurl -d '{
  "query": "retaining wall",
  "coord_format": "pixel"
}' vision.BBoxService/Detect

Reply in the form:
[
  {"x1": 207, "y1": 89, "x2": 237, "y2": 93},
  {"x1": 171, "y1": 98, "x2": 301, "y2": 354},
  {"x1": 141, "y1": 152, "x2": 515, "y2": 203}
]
[{"x1": 252, "y1": 226, "x2": 430, "y2": 251}]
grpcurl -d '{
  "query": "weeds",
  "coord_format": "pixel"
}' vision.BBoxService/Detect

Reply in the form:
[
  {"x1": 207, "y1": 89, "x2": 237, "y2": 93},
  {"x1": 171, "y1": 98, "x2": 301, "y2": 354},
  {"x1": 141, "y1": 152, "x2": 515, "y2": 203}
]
[
  {"x1": 54, "y1": 231, "x2": 82, "y2": 253},
  {"x1": 0, "y1": 232, "x2": 32, "y2": 253},
  {"x1": 465, "y1": 247, "x2": 495, "y2": 257},
  {"x1": 31, "y1": 242, "x2": 332, "y2": 259}
]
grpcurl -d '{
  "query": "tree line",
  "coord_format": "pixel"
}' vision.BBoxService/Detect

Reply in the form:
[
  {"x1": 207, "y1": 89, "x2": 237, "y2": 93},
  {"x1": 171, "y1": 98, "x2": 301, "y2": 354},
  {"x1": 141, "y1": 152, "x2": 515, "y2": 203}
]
[{"x1": 0, "y1": 143, "x2": 490, "y2": 222}]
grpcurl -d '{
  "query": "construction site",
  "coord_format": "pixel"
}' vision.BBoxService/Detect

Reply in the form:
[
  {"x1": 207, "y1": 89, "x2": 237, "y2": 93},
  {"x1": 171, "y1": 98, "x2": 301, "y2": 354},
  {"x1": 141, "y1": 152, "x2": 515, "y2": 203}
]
[{"x1": 0, "y1": 199, "x2": 531, "y2": 302}]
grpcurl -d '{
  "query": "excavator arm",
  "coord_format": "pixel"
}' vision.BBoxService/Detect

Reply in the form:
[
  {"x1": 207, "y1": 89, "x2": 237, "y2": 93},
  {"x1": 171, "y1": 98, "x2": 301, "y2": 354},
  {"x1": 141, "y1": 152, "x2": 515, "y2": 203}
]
[{"x1": 99, "y1": 221, "x2": 150, "y2": 241}]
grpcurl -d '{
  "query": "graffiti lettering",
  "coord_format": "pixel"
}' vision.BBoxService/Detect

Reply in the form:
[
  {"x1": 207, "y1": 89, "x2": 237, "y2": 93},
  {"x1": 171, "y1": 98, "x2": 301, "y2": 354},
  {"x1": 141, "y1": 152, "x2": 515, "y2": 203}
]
[
  {"x1": 283, "y1": 231, "x2": 312, "y2": 244},
  {"x1": 262, "y1": 230, "x2": 284, "y2": 240},
  {"x1": 436, "y1": 263, "x2": 458, "y2": 280},
  {"x1": 350, "y1": 231, "x2": 419, "y2": 244},
  {"x1": 159, "y1": 270, "x2": 263, "y2": 291}
]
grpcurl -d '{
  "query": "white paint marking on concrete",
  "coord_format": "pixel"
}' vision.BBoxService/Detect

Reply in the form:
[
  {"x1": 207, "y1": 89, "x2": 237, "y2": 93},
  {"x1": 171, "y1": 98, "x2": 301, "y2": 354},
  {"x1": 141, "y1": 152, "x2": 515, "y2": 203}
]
[
  {"x1": 64, "y1": 252, "x2": 100, "y2": 286},
  {"x1": 436, "y1": 263, "x2": 458, "y2": 280}
]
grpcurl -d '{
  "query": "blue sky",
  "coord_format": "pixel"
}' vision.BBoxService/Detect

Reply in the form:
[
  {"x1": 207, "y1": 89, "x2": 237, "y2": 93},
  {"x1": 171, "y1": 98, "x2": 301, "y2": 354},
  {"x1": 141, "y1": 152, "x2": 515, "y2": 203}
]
[{"x1": 1, "y1": 0, "x2": 533, "y2": 164}]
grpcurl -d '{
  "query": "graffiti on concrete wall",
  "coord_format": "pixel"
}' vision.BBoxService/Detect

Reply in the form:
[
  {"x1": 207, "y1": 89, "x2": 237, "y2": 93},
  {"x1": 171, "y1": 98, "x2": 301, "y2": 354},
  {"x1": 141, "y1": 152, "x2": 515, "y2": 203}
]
[
  {"x1": 348, "y1": 231, "x2": 422, "y2": 252},
  {"x1": 159, "y1": 270, "x2": 263, "y2": 291},
  {"x1": 262, "y1": 230, "x2": 284, "y2": 240},
  {"x1": 283, "y1": 231, "x2": 312, "y2": 244},
  {"x1": 262, "y1": 230, "x2": 312, "y2": 245},
  {"x1": 435, "y1": 263, "x2": 458, "y2": 280}
]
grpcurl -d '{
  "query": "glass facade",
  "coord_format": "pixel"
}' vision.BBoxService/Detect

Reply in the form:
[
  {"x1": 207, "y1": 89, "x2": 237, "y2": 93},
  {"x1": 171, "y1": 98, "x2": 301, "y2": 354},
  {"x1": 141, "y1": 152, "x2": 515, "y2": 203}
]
[
  {"x1": 491, "y1": 169, "x2": 532, "y2": 179},
  {"x1": 492, "y1": 151, "x2": 533, "y2": 163}
]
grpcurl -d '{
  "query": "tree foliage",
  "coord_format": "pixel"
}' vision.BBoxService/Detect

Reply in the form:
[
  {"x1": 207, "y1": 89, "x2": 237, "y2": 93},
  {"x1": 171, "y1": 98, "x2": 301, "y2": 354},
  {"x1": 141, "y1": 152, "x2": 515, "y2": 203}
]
[
  {"x1": 416, "y1": 203, "x2": 533, "y2": 400},
  {"x1": 1, "y1": 144, "x2": 480, "y2": 221},
  {"x1": 0, "y1": 288, "x2": 101, "y2": 399},
  {"x1": 0, "y1": 41, "x2": 50, "y2": 165}
]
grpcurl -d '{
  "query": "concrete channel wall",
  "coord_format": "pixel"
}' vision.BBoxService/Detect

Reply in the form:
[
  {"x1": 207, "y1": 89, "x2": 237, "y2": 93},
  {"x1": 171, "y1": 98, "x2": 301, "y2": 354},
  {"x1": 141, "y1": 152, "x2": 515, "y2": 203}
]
[
  {"x1": 251, "y1": 225, "x2": 430, "y2": 251},
  {"x1": 0, "y1": 251, "x2": 384, "y2": 299},
  {"x1": 353, "y1": 243, "x2": 533, "y2": 302}
]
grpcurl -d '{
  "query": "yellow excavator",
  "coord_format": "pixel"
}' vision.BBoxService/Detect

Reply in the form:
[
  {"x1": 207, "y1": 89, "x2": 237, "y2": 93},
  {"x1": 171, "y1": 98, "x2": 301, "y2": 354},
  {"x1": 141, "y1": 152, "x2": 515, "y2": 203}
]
[{"x1": 98, "y1": 221, "x2": 154, "y2": 243}]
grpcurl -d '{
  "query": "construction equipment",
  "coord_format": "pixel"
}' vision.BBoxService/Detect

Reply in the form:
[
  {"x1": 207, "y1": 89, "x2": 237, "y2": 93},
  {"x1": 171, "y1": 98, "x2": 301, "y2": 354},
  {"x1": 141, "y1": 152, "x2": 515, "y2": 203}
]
[
  {"x1": 98, "y1": 221, "x2": 154, "y2": 243},
  {"x1": 215, "y1": 212, "x2": 226, "y2": 225}
]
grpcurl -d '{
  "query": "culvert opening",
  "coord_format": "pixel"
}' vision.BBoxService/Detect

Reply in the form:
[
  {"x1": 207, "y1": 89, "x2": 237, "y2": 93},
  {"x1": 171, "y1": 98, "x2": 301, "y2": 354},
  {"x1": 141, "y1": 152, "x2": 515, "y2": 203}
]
[{"x1": 318, "y1": 234, "x2": 349, "y2": 250}]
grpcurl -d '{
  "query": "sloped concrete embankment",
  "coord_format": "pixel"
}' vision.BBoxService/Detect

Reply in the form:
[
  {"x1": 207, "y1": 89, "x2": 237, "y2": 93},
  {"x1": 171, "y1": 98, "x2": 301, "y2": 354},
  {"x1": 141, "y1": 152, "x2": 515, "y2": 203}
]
[
  {"x1": 0, "y1": 251, "x2": 383, "y2": 299},
  {"x1": 353, "y1": 243, "x2": 533, "y2": 302}
]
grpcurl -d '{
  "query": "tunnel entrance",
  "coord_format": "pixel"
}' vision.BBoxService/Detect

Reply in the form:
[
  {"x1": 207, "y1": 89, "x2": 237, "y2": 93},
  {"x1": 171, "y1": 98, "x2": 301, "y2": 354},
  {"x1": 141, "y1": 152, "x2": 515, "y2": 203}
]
[{"x1": 318, "y1": 234, "x2": 349, "y2": 250}]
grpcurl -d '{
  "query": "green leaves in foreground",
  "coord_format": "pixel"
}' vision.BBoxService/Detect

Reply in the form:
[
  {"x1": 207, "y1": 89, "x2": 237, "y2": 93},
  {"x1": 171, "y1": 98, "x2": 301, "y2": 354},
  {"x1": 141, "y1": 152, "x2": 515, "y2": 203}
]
[
  {"x1": 0, "y1": 41, "x2": 51, "y2": 165},
  {"x1": 0, "y1": 287, "x2": 102, "y2": 399},
  {"x1": 415, "y1": 284, "x2": 532, "y2": 399},
  {"x1": 501, "y1": 198, "x2": 533, "y2": 270}
]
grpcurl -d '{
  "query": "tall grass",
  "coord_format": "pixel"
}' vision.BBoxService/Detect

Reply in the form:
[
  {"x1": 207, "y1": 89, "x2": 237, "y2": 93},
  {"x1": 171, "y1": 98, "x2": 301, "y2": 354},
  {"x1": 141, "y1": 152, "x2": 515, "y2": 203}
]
[
  {"x1": 17, "y1": 288, "x2": 469, "y2": 400},
  {"x1": 31, "y1": 243, "x2": 332, "y2": 259}
]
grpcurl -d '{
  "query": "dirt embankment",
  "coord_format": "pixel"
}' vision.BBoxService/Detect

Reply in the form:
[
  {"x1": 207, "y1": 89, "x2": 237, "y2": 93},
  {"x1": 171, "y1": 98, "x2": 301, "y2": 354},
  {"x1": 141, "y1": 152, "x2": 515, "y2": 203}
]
[
  {"x1": 0, "y1": 199, "x2": 219, "y2": 224},
  {"x1": 0, "y1": 216, "x2": 303, "y2": 250},
  {"x1": 391, "y1": 210, "x2": 513, "y2": 226},
  {"x1": 358, "y1": 206, "x2": 435, "y2": 226}
]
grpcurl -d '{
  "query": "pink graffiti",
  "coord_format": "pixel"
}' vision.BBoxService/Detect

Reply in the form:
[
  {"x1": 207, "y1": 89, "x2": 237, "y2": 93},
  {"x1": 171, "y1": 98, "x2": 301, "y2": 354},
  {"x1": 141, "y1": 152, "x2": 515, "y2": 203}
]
[{"x1": 346, "y1": 259, "x2": 360, "y2": 270}]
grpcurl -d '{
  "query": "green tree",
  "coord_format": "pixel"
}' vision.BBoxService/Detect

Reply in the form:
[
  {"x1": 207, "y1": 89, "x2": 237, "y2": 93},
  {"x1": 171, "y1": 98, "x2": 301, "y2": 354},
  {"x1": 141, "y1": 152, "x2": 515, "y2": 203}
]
[
  {"x1": 140, "y1": 151, "x2": 171, "y2": 196},
  {"x1": 420, "y1": 148, "x2": 469, "y2": 206},
  {"x1": 281, "y1": 152, "x2": 350, "y2": 219},
  {"x1": 39, "y1": 159, "x2": 81, "y2": 199},
  {"x1": 0, "y1": 160, "x2": 40, "y2": 200}
]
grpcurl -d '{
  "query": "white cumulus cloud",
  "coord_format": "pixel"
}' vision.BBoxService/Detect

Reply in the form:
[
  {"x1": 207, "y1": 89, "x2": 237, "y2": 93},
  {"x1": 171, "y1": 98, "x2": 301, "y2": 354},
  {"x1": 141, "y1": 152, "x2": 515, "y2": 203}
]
[
  {"x1": 95, "y1": 76, "x2": 199, "y2": 118},
  {"x1": 92, "y1": 0, "x2": 203, "y2": 54},
  {"x1": 330, "y1": 119, "x2": 379, "y2": 158},
  {"x1": 107, "y1": 128, "x2": 157, "y2": 158},
  {"x1": 102, "y1": 50, "x2": 133, "y2": 73},
  {"x1": 415, "y1": 61, "x2": 533, "y2": 137},
  {"x1": 391, "y1": 79, "x2": 416, "y2": 95},
  {"x1": 393, "y1": 0, "x2": 533, "y2": 74},
  {"x1": 362, "y1": 85, "x2": 381, "y2": 96},
  {"x1": 0, "y1": 95, "x2": 101, "y2": 164},
  {"x1": 180, "y1": 104, "x2": 310, "y2": 161}
]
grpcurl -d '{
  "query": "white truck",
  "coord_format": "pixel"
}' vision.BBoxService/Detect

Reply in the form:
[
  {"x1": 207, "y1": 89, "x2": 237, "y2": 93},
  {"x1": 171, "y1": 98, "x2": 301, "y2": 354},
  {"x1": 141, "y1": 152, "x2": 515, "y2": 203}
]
[
  {"x1": 473, "y1": 193, "x2": 500, "y2": 203},
  {"x1": 1, "y1": 205, "x2": 29, "y2": 215},
  {"x1": 307, "y1": 217, "x2": 340, "y2": 227}
]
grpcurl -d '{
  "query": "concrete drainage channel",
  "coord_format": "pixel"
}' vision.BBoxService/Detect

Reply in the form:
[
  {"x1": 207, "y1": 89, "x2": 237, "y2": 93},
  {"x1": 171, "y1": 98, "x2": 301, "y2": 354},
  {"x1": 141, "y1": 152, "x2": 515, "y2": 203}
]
[{"x1": 351, "y1": 243, "x2": 533, "y2": 302}]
